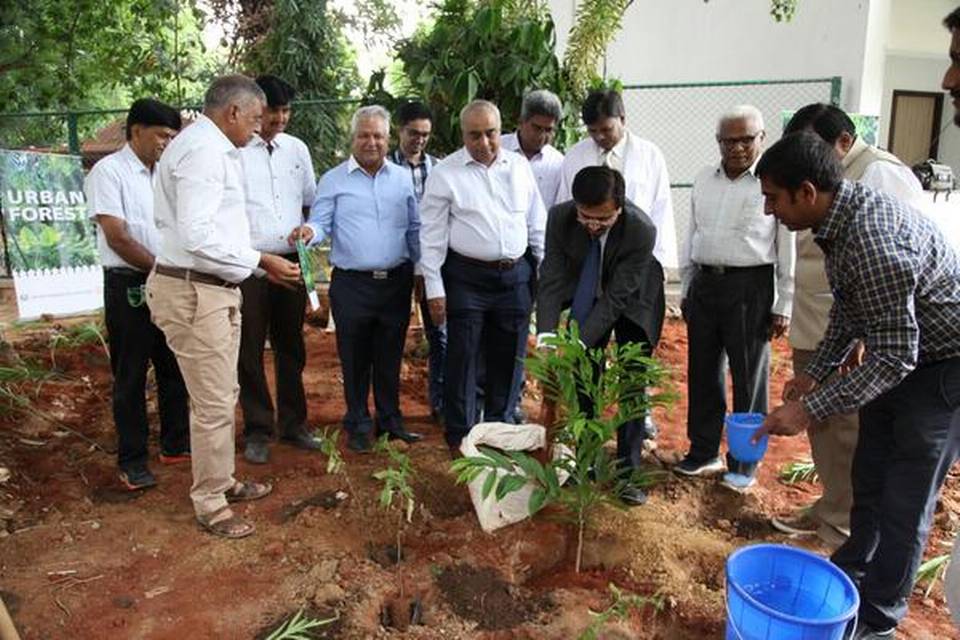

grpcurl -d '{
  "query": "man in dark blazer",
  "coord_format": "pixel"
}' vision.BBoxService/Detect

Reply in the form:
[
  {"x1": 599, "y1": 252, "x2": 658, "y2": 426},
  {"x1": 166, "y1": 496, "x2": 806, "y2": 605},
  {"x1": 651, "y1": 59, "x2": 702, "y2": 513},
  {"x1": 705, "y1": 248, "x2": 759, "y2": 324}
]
[{"x1": 536, "y1": 165, "x2": 665, "y2": 505}]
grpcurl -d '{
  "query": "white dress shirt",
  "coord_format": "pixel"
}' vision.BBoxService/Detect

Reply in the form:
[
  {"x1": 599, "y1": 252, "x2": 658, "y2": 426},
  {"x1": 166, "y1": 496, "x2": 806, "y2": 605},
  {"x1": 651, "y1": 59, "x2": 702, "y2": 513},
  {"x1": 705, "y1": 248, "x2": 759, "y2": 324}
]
[
  {"x1": 860, "y1": 162, "x2": 923, "y2": 207},
  {"x1": 239, "y1": 132, "x2": 316, "y2": 254},
  {"x1": 557, "y1": 131, "x2": 678, "y2": 268},
  {"x1": 154, "y1": 114, "x2": 260, "y2": 283},
  {"x1": 500, "y1": 132, "x2": 564, "y2": 210},
  {"x1": 419, "y1": 147, "x2": 547, "y2": 300},
  {"x1": 85, "y1": 144, "x2": 159, "y2": 270},
  {"x1": 681, "y1": 163, "x2": 795, "y2": 317}
]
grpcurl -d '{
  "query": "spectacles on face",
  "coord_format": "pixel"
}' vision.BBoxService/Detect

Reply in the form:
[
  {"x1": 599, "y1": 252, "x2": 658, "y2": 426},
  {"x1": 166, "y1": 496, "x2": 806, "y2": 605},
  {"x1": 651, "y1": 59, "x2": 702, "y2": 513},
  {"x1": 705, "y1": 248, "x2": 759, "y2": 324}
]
[
  {"x1": 576, "y1": 206, "x2": 621, "y2": 230},
  {"x1": 717, "y1": 133, "x2": 762, "y2": 148}
]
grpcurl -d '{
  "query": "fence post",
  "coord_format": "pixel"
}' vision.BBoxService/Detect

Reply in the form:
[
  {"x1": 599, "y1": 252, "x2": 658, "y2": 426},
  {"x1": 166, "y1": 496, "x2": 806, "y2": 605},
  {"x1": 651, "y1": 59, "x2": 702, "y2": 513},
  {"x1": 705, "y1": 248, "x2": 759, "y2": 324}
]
[
  {"x1": 67, "y1": 112, "x2": 80, "y2": 155},
  {"x1": 830, "y1": 77, "x2": 842, "y2": 107}
]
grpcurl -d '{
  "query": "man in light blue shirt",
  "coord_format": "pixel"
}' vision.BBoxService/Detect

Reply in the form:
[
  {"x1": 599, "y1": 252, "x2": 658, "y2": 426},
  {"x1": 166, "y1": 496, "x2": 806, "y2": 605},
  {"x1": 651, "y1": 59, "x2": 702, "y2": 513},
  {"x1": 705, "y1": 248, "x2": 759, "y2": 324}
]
[{"x1": 292, "y1": 105, "x2": 422, "y2": 452}]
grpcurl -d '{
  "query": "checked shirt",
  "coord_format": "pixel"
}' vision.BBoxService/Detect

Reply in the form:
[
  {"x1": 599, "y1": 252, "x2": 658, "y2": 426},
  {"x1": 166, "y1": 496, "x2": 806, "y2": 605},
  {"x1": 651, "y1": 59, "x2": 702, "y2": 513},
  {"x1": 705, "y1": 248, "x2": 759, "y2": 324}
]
[{"x1": 803, "y1": 180, "x2": 960, "y2": 421}]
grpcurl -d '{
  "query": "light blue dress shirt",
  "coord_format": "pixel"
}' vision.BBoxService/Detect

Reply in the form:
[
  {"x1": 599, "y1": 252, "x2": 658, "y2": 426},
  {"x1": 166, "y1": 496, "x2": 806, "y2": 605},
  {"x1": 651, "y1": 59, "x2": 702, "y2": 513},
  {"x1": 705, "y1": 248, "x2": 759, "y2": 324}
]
[{"x1": 306, "y1": 155, "x2": 420, "y2": 271}]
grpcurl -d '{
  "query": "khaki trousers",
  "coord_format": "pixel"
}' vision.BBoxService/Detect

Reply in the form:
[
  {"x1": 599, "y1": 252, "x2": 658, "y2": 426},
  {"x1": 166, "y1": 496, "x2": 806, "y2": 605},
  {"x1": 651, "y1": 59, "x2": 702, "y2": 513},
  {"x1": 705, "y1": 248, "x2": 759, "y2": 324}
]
[
  {"x1": 146, "y1": 271, "x2": 242, "y2": 518},
  {"x1": 793, "y1": 348, "x2": 858, "y2": 534}
]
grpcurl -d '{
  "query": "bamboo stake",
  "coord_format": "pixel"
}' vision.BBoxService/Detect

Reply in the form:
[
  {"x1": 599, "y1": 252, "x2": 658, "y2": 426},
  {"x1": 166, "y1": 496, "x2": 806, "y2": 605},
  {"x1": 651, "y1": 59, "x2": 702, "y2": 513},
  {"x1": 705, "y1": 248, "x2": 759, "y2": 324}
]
[{"x1": 0, "y1": 595, "x2": 22, "y2": 640}]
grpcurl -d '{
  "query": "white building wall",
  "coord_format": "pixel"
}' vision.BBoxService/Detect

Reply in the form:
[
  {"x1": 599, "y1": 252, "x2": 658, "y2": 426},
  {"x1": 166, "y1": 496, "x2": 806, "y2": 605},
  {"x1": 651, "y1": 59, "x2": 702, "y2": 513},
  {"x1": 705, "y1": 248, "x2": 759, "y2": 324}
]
[{"x1": 548, "y1": 0, "x2": 875, "y2": 111}]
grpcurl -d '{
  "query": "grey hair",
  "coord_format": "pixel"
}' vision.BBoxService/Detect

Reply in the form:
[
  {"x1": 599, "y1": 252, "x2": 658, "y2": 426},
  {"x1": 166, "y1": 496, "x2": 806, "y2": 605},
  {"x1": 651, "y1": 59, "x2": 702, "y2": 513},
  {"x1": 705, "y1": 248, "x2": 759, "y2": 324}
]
[
  {"x1": 459, "y1": 100, "x2": 501, "y2": 127},
  {"x1": 203, "y1": 75, "x2": 266, "y2": 112},
  {"x1": 717, "y1": 104, "x2": 765, "y2": 133},
  {"x1": 520, "y1": 89, "x2": 563, "y2": 122},
  {"x1": 351, "y1": 105, "x2": 390, "y2": 135}
]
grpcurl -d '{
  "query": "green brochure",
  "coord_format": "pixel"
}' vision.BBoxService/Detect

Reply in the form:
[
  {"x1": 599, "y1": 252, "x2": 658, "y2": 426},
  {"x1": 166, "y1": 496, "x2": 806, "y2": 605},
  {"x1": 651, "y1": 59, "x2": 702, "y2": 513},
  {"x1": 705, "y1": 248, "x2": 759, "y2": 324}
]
[{"x1": 296, "y1": 238, "x2": 320, "y2": 311}]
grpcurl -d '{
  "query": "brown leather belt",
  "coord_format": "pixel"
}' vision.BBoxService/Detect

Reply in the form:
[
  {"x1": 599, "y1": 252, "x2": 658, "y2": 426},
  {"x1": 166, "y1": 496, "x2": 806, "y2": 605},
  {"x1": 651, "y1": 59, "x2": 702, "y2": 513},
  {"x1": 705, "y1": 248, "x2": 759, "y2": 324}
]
[
  {"x1": 450, "y1": 251, "x2": 521, "y2": 271},
  {"x1": 154, "y1": 264, "x2": 239, "y2": 289}
]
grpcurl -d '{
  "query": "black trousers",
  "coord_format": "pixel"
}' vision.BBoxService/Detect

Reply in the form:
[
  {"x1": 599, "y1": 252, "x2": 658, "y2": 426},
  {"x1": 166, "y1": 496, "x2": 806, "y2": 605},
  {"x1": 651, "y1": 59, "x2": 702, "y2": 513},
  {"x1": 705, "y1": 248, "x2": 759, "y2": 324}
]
[
  {"x1": 832, "y1": 357, "x2": 960, "y2": 630},
  {"x1": 597, "y1": 319, "x2": 655, "y2": 471},
  {"x1": 329, "y1": 263, "x2": 413, "y2": 435},
  {"x1": 442, "y1": 252, "x2": 532, "y2": 446},
  {"x1": 103, "y1": 268, "x2": 189, "y2": 470},
  {"x1": 238, "y1": 256, "x2": 307, "y2": 442},
  {"x1": 684, "y1": 265, "x2": 773, "y2": 462}
]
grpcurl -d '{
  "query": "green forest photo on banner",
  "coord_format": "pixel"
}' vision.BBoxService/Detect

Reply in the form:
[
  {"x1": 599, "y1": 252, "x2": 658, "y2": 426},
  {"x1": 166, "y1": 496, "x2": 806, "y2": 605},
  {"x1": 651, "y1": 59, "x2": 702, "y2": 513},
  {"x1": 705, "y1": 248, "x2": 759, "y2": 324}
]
[{"x1": 0, "y1": 150, "x2": 97, "y2": 273}]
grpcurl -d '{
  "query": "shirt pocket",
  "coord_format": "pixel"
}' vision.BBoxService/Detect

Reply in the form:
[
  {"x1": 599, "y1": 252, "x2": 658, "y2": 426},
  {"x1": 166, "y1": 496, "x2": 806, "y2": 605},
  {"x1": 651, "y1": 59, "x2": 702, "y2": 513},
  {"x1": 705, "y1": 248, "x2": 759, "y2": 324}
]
[{"x1": 735, "y1": 192, "x2": 770, "y2": 237}]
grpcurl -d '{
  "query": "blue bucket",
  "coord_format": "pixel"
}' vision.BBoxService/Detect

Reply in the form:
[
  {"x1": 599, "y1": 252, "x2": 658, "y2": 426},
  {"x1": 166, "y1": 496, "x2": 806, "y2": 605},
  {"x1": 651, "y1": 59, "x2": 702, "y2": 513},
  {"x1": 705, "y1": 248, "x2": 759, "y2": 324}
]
[
  {"x1": 726, "y1": 413, "x2": 768, "y2": 464},
  {"x1": 726, "y1": 544, "x2": 859, "y2": 640}
]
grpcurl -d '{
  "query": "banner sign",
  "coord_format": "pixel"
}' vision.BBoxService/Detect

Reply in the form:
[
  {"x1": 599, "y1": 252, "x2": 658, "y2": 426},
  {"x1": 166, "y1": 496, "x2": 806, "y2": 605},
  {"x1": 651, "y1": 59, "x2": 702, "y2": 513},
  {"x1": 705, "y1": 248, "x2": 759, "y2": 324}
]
[{"x1": 0, "y1": 150, "x2": 102, "y2": 319}]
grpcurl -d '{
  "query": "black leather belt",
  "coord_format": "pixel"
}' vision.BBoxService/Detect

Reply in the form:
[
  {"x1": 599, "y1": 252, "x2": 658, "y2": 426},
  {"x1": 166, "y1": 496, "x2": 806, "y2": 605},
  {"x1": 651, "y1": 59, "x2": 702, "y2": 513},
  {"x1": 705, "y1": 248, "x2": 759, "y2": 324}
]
[
  {"x1": 154, "y1": 264, "x2": 239, "y2": 289},
  {"x1": 103, "y1": 266, "x2": 146, "y2": 277},
  {"x1": 450, "y1": 250, "x2": 521, "y2": 270},
  {"x1": 333, "y1": 262, "x2": 411, "y2": 280},
  {"x1": 697, "y1": 263, "x2": 772, "y2": 276}
]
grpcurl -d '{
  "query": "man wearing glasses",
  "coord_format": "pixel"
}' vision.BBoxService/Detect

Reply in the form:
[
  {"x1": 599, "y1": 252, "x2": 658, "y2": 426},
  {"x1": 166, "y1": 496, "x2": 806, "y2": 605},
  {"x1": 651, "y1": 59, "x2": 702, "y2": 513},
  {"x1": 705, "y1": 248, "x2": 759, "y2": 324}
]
[
  {"x1": 501, "y1": 90, "x2": 565, "y2": 209},
  {"x1": 674, "y1": 105, "x2": 795, "y2": 490},
  {"x1": 536, "y1": 165, "x2": 664, "y2": 505}
]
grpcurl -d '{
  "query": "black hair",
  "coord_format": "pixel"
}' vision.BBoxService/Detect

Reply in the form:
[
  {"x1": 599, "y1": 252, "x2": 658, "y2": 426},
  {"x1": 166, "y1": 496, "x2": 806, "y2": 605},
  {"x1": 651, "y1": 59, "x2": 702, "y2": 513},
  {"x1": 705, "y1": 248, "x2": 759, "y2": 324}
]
[
  {"x1": 581, "y1": 90, "x2": 625, "y2": 126},
  {"x1": 945, "y1": 7, "x2": 960, "y2": 30},
  {"x1": 783, "y1": 103, "x2": 855, "y2": 144},
  {"x1": 395, "y1": 101, "x2": 433, "y2": 127},
  {"x1": 125, "y1": 98, "x2": 182, "y2": 140},
  {"x1": 571, "y1": 166, "x2": 625, "y2": 208},
  {"x1": 755, "y1": 132, "x2": 843, "y2": 192},
  {"x1": 255, "y1": 75, "x2": 296, "y2": 108}
]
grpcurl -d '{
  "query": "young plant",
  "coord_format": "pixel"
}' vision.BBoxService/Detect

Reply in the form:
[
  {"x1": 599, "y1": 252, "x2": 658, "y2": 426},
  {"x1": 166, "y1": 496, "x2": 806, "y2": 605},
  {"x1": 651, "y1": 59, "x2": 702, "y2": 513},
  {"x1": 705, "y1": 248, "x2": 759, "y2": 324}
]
[
  {"x1": 48, "y1": 319, "x2": 109, "y2": 368},
  {"x1": 916, "y1": 553, "x2": 950, "y2": 597},
  {"x1": 373, "y1": 435, "x2": 416, "y2": 568},
  {"x1": 264, "y1": 608, "x2": 338, "y2": 640},
  {"x1": 452, "y1": 323, "x2": 675, "y2": 572},
  {"x1": 779, "y1": 460, "x2": 819, "y2": 484},
  {"x1": 578, "y1": 583, "x2": 664, "y2": 640}
]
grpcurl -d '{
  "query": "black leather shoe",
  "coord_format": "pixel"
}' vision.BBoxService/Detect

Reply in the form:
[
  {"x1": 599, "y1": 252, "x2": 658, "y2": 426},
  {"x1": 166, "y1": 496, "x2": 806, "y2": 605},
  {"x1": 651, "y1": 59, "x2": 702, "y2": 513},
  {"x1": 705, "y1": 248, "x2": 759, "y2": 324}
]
[
  {"x1": 347, "y1": 432, "x2": 372, "y2": 453},
  {"x1": 383, "y1": 428, "x2": 423, "y2": 444},
  {"x1": 619, "y1": 484, "x2": 648, "y2": 506},
  {"x1": 244, "y1": 441, "x2": 269, "y2": 464},
  {"x1": 280, "y1": 430, "x2": 323, "y2": 451},
  {"x1": 852, "y1": 623, "x2": 895, "y2": 639}
]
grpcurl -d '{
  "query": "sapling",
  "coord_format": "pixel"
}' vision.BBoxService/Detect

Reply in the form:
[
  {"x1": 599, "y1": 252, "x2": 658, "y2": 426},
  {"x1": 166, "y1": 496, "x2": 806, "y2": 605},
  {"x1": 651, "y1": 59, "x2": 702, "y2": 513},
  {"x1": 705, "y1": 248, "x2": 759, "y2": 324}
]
[
  {"x1": 578, "y1": 583, "x2": 663, "y2": 640},
  {"x1": 264, "y1": 608, "x2": 338, "y2": 640},
  {"x1": 373, "y1": 435, "x2": 417, "y2": 569},
  {"x1": 916, "y1": 553, "x2": 950, "y2": 597},
  {"x1": 453, "y1": 324, "x2": 675, "y2": 572},
  {"x1": 779, "y1": 460, "x2": 819, "y2": 484},
  {"x1": 317, "y1": 426, "x2": 368, "y2": 523}
]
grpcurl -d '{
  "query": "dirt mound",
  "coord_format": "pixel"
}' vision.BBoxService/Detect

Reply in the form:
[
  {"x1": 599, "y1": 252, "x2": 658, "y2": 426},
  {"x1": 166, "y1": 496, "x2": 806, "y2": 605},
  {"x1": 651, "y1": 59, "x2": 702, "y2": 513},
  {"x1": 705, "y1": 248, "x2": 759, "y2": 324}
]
[{"x1": 436, "y1": 564, "x2": 554, "y2": 630}]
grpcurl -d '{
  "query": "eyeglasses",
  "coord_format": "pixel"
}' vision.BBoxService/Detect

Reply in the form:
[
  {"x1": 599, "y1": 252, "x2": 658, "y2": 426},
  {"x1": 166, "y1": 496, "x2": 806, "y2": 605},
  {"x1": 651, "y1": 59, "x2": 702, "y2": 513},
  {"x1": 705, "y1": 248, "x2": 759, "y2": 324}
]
[
  {"x1": 717, "y1": 133, "x2": 763, "y2": 148},
  {"x1": 576, "y1": 207, "x2": 621, "y2": 229}
]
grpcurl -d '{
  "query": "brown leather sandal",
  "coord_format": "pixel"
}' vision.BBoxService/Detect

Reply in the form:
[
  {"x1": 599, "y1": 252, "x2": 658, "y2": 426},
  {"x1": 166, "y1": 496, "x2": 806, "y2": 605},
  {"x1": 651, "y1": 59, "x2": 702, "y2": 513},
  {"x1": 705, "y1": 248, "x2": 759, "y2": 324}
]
[
  {"x1": 197, "y1": 506, "x2": 255, "y2": 539},
  {"x1": 226, "y1": 480, "x2": 273, "y2": 503}
]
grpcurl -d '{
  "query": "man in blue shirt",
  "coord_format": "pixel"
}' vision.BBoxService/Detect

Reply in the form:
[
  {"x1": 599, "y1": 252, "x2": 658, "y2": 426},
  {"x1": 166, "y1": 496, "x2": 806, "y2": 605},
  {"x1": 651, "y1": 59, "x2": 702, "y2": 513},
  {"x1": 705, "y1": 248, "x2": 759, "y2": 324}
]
[{"x1": 292, "y1": 105, "x2": 422, "y2": 452}]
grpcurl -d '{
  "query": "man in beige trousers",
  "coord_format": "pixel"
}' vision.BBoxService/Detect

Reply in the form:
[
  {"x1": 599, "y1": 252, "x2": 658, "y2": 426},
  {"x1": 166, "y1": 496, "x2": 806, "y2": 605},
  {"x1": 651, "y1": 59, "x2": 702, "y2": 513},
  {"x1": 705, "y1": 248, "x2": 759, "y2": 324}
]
[
  {"x1": 771, "y1": 103, "x2": 922, "y2": 547},
  {"x1": 146, "y1": 75, "x2": 301, "y2": 539}
]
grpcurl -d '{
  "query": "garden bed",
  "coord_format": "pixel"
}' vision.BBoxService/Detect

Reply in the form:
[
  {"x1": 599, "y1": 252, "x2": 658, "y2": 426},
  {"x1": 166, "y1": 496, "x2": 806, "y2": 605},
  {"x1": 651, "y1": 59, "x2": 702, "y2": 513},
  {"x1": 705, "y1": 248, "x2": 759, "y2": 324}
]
[{"x1": 0, "y1": 319, "x2": 956, "y2": 638}]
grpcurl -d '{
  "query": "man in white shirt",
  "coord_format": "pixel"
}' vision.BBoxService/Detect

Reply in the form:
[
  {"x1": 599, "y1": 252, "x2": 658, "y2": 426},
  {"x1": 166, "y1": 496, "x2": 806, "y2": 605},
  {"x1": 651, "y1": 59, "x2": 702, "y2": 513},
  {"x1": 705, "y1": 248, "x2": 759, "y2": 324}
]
[
  {"x1": 501, "y1": 89, "x2": 565, "y2": 209},
  {"x1": 675, "y1": 105, "x2": 795, "y2": 490},
  {"x1": 237, "y1": 75, "x2": 318, "y2": 465},
  {"x1": 770, "y1": 103, "x2": 922, "y2": 546},
  {"x1": 557, "y1": 89, "x2": 678, "y2": 270},
  {"x1": 419, "y1": 100, "x2": 547, "y2": 454},
  {"x1": 85, "y1": 98, "x2": 189, "y2": 491},
  {"x1": 146, "y1": 75, "x2": 301, "y2": 539}
]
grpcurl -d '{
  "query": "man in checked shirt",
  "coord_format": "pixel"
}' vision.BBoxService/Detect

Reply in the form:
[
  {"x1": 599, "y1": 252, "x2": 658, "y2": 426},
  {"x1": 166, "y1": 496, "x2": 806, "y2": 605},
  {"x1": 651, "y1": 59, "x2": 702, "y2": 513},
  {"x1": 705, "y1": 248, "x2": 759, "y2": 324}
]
[{"x1": 754, "y1": 131, "x2": 960, "y2": 640}]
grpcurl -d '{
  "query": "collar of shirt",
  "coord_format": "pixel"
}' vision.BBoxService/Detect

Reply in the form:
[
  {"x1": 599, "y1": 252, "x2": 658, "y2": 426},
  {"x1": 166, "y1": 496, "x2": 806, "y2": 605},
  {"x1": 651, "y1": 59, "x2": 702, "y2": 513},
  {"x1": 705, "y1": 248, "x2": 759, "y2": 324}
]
[
  {"x1": 713, "y1": 159, "x2": 760, "y2": 182},
  {"x1": 815, "y1": 179, "x2": 855, "y2": 245},
  {"x1": 194, "y1": 114, "x2": 237, "y2": 156},
  {"x1": 462, "y1": 150, "x2": 510, "y2": 168},
  {"x1": 501, "y1": 132, "x2": 543, "y2": 162},
  {"x1": 348, "y1": 154, "x2": 391, "y2": 177},
  {"x1": 389, "y1": 147, "x2": 432, "y2": 169},
  {"x1": 598, "y1": 131, "x2": 628, "y2": 164},
  {"x1": 841, "y1": 137, "x2": 869, "y2": 170},
  {"x1": 119, "y1": 143, "x2": 151, "y2": 176}
]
